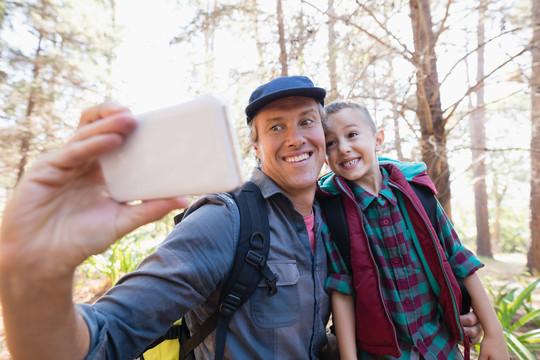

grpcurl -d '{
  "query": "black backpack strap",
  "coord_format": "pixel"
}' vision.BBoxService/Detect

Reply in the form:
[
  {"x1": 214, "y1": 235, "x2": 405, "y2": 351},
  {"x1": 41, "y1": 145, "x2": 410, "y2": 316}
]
[
  {"x1": 180, "y1": 181, "x2": 278, "y2": 360},
  {"x1": 173, "y1": 211, "x2": 185, "y2": 225},
  {"x1": 319, "y1": 195, "x2": 352, "y2": 274},
  {"x1": 409, "y1": 182, "x2": 439, "y2": 233},
  {"x1": 213, "y1": 181, "x2": 277, "y2": 360}
]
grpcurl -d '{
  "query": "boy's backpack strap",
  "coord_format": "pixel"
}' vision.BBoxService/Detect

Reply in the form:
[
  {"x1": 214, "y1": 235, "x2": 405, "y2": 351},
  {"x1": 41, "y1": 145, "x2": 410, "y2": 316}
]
[
  {"x1": 318, "y1": 195, "x2": 352, "y2": 273},
  {"x1": 179, "y1": 181, "x2": 278, "y2": 360},
  {"x1": 408, "y1": 182, "x2": 439, "y2": 233}
]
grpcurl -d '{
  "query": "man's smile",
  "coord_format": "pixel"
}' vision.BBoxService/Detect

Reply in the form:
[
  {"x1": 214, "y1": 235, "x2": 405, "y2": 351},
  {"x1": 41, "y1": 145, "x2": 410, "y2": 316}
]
[{"x1": 283, "y1": 151, "x2": 312, "y2": 163}]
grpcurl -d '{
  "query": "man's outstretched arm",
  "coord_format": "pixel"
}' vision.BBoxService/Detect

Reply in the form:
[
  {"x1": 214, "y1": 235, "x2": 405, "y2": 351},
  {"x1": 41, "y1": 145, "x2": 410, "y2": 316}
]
[{"x1": 0, "y1": 102, "x2": 189, "y2": 360}]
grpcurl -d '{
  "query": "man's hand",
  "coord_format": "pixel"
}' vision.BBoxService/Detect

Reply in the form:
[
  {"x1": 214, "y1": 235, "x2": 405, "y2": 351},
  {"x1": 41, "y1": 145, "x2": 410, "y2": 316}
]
[
  {"x1": 460, "y1": 310, "x2": 484, "y2": 345},
  {"x1": 478, "y1": 333, "x2": 510, "y2": 360},
  {"x1": 1, "y1": 102, "x2": 189, "y2": 277}
]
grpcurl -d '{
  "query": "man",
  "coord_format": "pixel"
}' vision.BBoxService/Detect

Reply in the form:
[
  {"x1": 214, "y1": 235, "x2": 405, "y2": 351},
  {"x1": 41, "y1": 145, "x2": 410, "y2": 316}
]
[{"x1": 0, "y1": 76, "x2": 481, "y2": 359}]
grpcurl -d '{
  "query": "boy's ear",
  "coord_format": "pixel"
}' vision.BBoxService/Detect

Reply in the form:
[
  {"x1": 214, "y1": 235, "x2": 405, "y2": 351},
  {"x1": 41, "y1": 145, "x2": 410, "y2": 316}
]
[{"x1": 375, "y1": 130, "x2": 385, "y2": 152}]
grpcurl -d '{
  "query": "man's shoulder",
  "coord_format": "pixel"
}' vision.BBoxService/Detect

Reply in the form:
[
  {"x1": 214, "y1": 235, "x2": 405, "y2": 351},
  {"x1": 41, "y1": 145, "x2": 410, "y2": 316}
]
[
  {"x1": 179, "y1": 192, "x2": 239, "y2": 231},
  {"x1": 185, "y1": 192, "x2": 235, "y2": 213}
]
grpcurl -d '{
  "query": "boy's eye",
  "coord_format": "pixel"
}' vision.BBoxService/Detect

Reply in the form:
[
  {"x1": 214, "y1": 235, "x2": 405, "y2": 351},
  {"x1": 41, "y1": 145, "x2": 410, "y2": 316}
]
[
  {"x1": 347, "y1": 132, "x2": 358, "y2": 138},
  {"x1": 326, "y1": 140, "x2": 336, "y2": 148}
]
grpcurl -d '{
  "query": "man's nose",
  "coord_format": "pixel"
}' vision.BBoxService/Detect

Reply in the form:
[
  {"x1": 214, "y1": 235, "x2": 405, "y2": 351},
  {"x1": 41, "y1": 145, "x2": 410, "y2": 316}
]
[{"x1": 286, "y1": 126, "x2": 305, "y2": 147}]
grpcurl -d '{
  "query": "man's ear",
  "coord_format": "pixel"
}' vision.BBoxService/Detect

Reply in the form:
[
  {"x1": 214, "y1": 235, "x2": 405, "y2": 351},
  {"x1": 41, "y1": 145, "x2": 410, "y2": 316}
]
[
  {"x1": 374, "y1": 130, "x2": 385, "y2": 152},
  {"x1": 252, "y1": 143, "x2": 261, "y2": 160}
]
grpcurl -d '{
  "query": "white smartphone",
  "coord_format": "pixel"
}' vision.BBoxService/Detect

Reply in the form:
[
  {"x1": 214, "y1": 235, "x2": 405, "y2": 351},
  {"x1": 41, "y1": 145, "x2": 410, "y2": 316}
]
[{"x1": 99, "y1": 95, "x2": 244, "y2": 202}]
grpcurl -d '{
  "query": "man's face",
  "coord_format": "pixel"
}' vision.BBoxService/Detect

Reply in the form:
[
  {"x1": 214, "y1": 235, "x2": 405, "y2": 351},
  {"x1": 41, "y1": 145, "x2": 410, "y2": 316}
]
[{"x1": 252, "y1": 96, "x2": 325, "y2": 197}]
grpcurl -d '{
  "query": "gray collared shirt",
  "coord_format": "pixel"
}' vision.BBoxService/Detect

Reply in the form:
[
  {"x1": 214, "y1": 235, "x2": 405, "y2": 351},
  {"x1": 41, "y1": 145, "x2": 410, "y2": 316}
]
[{"x1": 78, "y1": 168, "x2": 331, "y2": 359}]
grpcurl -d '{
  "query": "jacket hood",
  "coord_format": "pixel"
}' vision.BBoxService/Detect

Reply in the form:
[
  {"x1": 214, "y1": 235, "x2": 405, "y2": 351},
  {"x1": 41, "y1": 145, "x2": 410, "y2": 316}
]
[
  {"x1": 379, "y1": 157, "x2": 437, "y2": 194},
  {"x1": 317, "y1": 157, "x2": 436, "y2": 196}
]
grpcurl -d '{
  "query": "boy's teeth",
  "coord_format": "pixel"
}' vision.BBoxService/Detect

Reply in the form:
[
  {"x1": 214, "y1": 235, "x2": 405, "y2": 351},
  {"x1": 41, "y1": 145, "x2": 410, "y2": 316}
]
[
  {"x1": 285, "y1": 153, "x2": 309, "y2": 163},
  {"x1": 343, "y1": 159, "x2": 359, "y2": 166}
]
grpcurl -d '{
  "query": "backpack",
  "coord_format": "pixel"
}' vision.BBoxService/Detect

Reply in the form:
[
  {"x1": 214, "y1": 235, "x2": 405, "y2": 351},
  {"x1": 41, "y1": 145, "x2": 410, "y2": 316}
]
[
  {"x1": 318, "y1": 181, "x2": 471, "y2": 314},
  {"x1": 139, "y1": 181, "x2": 278, "y2": 360}
]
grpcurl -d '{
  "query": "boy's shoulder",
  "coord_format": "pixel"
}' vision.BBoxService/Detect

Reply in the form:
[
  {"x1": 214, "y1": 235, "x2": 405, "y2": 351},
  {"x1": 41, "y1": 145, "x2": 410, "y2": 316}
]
[
  {"x1": 317, "y1": 158, "x2": 437, "y2": 196},
  {"x1": 378, "y1": 157, "x2": 426, "y2": 180},
  {"x1": 378, "y1": 157, "x2": 437, "y2": 194}
]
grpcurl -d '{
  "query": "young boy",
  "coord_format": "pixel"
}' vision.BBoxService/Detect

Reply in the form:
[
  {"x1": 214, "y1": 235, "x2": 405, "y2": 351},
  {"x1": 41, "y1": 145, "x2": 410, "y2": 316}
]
[{"x1": 317, "y1": 102, "x2": 508, "y2": 360}]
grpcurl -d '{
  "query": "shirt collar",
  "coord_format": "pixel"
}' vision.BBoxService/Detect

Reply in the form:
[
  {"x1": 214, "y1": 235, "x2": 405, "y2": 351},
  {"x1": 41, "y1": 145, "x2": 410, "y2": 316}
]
[
  {"x1": 350, "y1": 167, "x2": 398, "y2": 210},
  {"x1": 249, "y1": 167, "x2": 287, "y2": 199}
]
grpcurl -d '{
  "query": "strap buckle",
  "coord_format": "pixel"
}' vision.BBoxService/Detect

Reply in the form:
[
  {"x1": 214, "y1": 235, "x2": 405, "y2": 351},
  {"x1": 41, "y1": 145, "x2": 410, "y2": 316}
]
[
  {"x1": 220, "y1": 293, "x2": 241, "y2": 317},
  {"x1": 245, "y1": 250, "x2": 265, "y2": 269},
  {"x1": 266, "y1": 277, "x2": 278, "y2": 297}
]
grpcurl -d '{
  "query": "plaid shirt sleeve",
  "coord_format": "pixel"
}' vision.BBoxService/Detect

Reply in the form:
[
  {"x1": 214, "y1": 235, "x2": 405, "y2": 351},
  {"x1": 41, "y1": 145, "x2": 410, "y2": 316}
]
[
  {"x1": 435, "y1": 201, "x2": 484, "y2": 279},
  {"x1": 322, "y1": 222, "x2": 354, "y2": 295}
]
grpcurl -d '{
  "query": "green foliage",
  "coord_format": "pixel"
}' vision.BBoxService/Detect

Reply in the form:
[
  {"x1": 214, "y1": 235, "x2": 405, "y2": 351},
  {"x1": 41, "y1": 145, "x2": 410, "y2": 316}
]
[
  {"x1": 81, "y1": 214, "x2": 177, "y2": 285},
  {"x1": 483, "y1": 278, "x2": 540, "y2": 359},
  {"x1": 83, "y1": 233, "x2": 156, "y2": 286},
  {"x1": 497, "y1": 208, "x2": 529, "y2": 253}
]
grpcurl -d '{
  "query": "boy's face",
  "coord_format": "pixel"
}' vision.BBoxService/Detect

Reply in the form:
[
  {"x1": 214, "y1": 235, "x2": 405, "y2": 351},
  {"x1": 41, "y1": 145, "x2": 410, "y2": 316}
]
[
  {"x1": 252, "y1": 96, "x2": 326, "y2": 198},
  {"x1": 324, "y1": 108, "x2": 384, "y2": 186}
]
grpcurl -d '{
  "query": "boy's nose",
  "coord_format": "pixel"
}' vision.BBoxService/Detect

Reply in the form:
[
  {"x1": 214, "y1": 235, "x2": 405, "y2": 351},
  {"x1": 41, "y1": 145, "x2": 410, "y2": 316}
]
[{"x1": 338, "y1": 142, "x2": 351, "y2": 154}]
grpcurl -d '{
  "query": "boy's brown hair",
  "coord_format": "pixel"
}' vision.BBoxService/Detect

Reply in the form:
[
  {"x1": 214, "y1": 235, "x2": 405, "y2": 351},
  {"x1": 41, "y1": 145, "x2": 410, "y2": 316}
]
[{"x1": 325, "y1": 101, "x2": 377, "y2": 134}]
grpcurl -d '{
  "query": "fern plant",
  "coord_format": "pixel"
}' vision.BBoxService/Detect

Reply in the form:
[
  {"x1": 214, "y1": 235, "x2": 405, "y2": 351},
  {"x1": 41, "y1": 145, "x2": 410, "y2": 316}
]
[
  {"x1": 83, "y1": 234, "x2": 156, "y2": 286},
  {"x1": 484, "y1": 278, "x2": 540, "y2": 360}
]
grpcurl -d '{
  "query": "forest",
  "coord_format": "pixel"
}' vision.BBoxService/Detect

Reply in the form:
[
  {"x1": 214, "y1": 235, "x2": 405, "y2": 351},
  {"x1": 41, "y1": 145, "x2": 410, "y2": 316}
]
[{"x1": 0, "y1": 0, "x2": 539, "y2": 358}]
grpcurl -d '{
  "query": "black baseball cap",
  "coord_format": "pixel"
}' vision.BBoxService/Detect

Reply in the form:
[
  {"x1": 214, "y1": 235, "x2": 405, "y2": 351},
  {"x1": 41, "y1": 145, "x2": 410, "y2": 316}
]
[{"x1": 245, "y1": 76, "x2": 326, "y2": 123}]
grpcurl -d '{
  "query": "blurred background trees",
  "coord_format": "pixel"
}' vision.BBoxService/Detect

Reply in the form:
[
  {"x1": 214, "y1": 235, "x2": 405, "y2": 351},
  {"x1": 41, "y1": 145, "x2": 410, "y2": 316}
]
[
  {"x1": 0, "y1": 0, "x2": 117, "y2": 192},
  {"x1": 1, "y1": 0, "x2": 539, "y2": 273}
]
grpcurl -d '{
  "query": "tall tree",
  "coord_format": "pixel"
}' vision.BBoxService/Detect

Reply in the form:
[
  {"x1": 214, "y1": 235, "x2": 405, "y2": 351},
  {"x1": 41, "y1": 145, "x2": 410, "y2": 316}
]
[
  {"x1": 276, "y1": 0, "x2": 288, "y2": 76},
  {"x1": 471, "y1": 0, "x2": 492, "y2": 257},
  {"x1": 528, "y1": 0, "x2": 540, "y2": 272},
  {"x1": 408, "y1": 0, "x2": 453, "y2": 217},
  {"x1": 0, "y1": 0, "x2": 116, "y2": 194},
  {"x1": 326, "y1": 0, "x2": 339, "y2": 102}
]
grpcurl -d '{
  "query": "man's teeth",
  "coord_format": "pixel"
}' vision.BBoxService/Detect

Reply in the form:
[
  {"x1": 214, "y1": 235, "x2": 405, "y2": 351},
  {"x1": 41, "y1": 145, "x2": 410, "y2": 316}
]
[
  {"x1": 285, "y1": 153, "x2": 310, "y2": 163},
  {"x1": 342, "y1": 159, "x2": 359, "y2": 167}
]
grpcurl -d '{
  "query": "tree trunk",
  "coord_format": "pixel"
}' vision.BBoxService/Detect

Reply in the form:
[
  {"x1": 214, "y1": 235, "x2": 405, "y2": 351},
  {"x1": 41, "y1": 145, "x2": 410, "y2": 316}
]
[
  {"x1": 408, "y1": 0, "x2": 452, "y2": 218},
  {"x1": 388, "y1": 61, "x2": 404, "y2": 160},
  {"x1": 16, "y1": 32, "x2": 43, "y2": 184},
  {"x1": 528, "y1": 0, "x2": 540, "y2": 272},
  {"x1": 471, "y1": 0, "x2": 492, "y2": 257},
  {"x1": 326, "y1": 0, "x2": 339, "y2": 102},
  {"x1": 204, "y1": 0, "x2": 217, "y2": 89},
  {"x1": 276, "y1": 0, "x2": 288, "y2": 76},
  {"x1": 105, "y1": 0, "x2": 116, "y2": 99},
  {"x1": 250, "y1": 0, "x2": 265, "y2": 73},
  {"x1": 492, "y1": 177, "x2": 507, "y2": 252}
]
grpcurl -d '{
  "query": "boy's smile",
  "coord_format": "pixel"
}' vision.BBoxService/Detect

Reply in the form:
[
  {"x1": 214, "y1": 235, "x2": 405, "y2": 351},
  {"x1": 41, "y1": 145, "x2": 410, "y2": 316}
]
[
  {"x1": 324, "y1": 107, "x2": 384, "y2": 194},
  {"x1": 341, "y1": 158, "x2": 360, "y2": 168}
]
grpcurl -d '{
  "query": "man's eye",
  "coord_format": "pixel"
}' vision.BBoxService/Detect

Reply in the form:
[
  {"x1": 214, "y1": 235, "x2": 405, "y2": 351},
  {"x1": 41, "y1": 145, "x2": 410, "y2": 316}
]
[
  {"x1": 270, "y1": 125, "x2": 283, "y2": 131},
  {"x1": 301, "y1": 119, "x2": 314, "y2": 126},
  {"x1": 348, "y1": 132, "x2": 358, "y2": 138}
]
